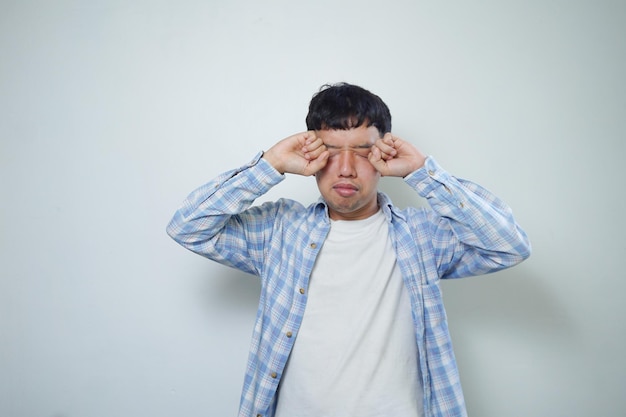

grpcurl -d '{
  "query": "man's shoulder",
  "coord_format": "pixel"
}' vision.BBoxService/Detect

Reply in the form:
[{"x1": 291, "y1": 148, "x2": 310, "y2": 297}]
[
  {"x1": 256, "y1": 197, "x2": 326, "y2": 219},
  {"x1": 378, "y1": 192, "x2": 427, "y2": 223}
]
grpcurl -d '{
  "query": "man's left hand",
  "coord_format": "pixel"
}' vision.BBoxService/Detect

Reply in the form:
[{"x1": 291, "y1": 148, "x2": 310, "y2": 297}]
[{"x1": 368, "y1": 133, "x2": 427, "y2": 177}]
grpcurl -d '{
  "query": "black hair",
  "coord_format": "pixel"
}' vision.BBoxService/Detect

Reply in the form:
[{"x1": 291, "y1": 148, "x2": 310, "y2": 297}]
[{"x1": 305, "y1": 82, "x2": 391, "y2": 137}]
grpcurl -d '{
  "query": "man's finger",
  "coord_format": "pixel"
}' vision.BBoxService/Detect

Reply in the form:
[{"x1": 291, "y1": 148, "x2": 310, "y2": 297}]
[
  {"x1": 368, "y1": 147, "x2": 389, "y2": 175},
  {"x1": 303, "y1": 141, "x2": 327, "y2": 160},
  {"x1": 374, "y1": 138, "x2": 397, "y2": 158},
  {"x1": 305, "y1": 151, "x2": 329, "y2": 175}
]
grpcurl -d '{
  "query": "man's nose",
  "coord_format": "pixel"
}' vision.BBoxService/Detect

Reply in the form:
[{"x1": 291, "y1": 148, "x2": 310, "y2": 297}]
[{"x1": 338, "y1": 150, "x2": 356, "y2": 177}]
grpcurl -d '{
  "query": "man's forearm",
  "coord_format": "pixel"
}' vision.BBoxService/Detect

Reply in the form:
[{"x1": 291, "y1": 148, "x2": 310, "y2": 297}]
[
  {"x1": 166, "y1": 152, "x2": 284, "y2": 251},
  {"x1": 405, "y1": 156, "x2": 531, "y2": 275}
]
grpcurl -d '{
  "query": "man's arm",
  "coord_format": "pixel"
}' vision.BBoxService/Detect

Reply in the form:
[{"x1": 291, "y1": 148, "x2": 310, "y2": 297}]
[
  {"x1": 166, "y1": 153, "x2": 284, "y2": 275},
  {"x1": 408, "y1": 157, "x2": 531, "y2": 278},
  {"x1": 166, "y1": 132, "x2": 329, "y2": 275},
  {"x1": 371, "y1": 133, "x2": 531, "y2": 278}
]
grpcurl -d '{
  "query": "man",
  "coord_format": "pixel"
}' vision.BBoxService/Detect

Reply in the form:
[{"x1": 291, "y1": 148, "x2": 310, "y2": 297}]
[{"x1": 166, "y1": 83, "x2": 531, "y2": 417}]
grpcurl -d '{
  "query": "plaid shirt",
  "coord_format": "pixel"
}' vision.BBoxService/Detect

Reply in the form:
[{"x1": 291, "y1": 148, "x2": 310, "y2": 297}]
[{"x1": 167, "y1": 152, "x2": 531, "y2": 417}]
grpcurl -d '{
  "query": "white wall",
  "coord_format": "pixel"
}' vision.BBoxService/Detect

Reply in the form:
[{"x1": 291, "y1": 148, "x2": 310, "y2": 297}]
[{"x1": 1, "y1": 1, "x2": 624, "y2": 416}]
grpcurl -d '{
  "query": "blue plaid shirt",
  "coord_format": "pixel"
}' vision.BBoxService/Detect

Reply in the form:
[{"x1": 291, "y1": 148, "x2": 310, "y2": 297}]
[{"x1": 167, "y1": 152, "x2": 531, "y2": 417}]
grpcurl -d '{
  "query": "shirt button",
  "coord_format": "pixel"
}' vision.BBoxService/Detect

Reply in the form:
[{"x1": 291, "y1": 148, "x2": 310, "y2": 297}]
[
  {"x1": 299, "y1": 288, "x2": 305, "y2": 294},
  {"x1": 310, "y1": 243, "x2": 317, "y2": 249},
  {"x1": 459, "y1": 202, "x2": 465, "y2": 208},
  {"x1": 286, "y1": 331, "x2": 293, "y2": 338},
  {"x1": 428, "y1": 169, "x2": 435, "y2": 176},
  {"x1": 271, "y1": 372, "x2": 277, "y2": 378}
]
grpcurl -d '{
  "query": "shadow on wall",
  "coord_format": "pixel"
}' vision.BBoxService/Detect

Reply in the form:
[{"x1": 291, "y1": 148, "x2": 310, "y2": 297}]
[
  {"x1": 196, "y1": 266, "x2": 261, "y2": 318},
  {"x1": 442, "y1": 266, "x2": 582, "y2": 414},
  {"x1": 442, "y1": 266, "x2": 576, "y2": 343}
]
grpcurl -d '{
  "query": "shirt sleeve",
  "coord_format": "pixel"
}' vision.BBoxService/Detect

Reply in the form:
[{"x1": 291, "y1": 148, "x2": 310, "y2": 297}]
[
  {"x1": 403, "y1": 156, "x2": 531, "y2": 279},
  {"x1": 166, "y1": 152, "x2": 285, "y2": 276}
]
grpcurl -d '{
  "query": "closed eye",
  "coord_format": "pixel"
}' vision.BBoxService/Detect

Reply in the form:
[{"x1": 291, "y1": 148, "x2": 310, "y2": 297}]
[
  {"x1": 327, "y1": 147, "x2": 372, "y2": 159},
  {"x1": 355, "y1": 149, "x2": 371, "y2": 159}
]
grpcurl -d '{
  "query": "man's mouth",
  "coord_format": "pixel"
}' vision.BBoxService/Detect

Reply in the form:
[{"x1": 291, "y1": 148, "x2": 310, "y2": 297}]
[{"x1": 333, "y1": 183, "x2": 358, "y2": 197}]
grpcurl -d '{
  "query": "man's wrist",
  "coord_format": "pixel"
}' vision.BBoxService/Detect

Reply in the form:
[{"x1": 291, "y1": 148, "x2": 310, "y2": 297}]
[
  {"x1": 261, "y1": 150, "x2": 284, "y2": 174},
  {"x1": 407, "y1": 155, "x2": 427, "y2": 175}
]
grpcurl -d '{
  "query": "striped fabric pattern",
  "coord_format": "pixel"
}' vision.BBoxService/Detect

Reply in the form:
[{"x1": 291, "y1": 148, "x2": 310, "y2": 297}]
[{"x1": 166, "y1": 152, "x2": 531, "y2": 417}]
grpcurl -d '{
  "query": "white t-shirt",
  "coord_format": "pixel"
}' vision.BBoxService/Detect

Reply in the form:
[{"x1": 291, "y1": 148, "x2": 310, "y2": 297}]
[{"x1": 275, "y1": 209, "x2": 423, "y2": 417}]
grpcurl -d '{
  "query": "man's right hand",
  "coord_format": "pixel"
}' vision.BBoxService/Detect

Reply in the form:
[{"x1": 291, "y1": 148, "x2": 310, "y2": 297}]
[{"x1": 262, "y1": 131, "x2": 329, "y2": 176}]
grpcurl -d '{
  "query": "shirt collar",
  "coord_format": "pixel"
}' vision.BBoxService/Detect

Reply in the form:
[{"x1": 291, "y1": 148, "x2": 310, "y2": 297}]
[{"x1": 314, "y1": 192, "x2": 404, "y2": 223}]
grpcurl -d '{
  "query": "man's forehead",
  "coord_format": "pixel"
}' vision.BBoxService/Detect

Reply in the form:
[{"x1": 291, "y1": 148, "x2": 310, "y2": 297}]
[{"x1": 316, "y1": 126, "x2": 379, "y2": 146}]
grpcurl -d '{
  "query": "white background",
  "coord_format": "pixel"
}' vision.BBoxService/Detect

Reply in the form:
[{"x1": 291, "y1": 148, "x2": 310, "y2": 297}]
[{"x1": 1, "y1": 1, "x2": 625, "y2": 416}]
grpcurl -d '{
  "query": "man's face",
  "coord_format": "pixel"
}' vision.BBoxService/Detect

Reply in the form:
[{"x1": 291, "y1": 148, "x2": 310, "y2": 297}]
[{"x1": 315, "y1": 125, "x2": 381, "y2": 221}]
